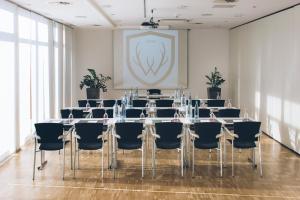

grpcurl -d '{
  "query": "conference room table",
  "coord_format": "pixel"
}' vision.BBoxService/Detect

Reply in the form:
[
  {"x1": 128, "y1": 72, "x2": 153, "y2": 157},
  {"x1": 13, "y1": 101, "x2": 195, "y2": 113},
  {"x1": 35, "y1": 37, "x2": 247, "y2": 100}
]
[{"x1": 39, "y1": 116, "x2": 252, "y2": 171}]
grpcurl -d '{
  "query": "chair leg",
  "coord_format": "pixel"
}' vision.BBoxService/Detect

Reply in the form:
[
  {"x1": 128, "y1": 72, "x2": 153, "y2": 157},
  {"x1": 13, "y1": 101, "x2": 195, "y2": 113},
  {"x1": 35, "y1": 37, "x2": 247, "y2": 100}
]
[
  {"x1": 32, "y1": 141, "x2": 37, "y2": 180},
  {"x1": 101, "y1": 149, "x2": 104, "y2": 178},
  {"x1": 77, "y1": 149, "x2": 80, "y2": 169},
  {"x1": 73, "y1": 143, "x2": 76, "y2": 178},
  {"x1": 62, "y1": 146, "x2": 65, "y2": 180},
  {"x1": 180, "y1": 141, "x2": 184, "y2": 177},
  {"x1": 220, "y1": 142, "x2": 223, "y2": 178},
  {"x1": 223, "y1": 134, "x2": 226, "y2": 167},
  {"x1": 259, "y1": 141, "x2": 263, "y2": 177},
  {"x1": 232, "y1": 142, "x2": 234, "y2": 177},
  {"x1": 192, "y1": 143, "x2": 195, "y2": 177},
  {"x1": 142, "y1": 144, "x2": 144, "y2": 178},
  {"x1": 152, "y1": 142, "x2": 155, "y2": 178},
  {"x1": 252, "y1": 148, "x2": 256, "y2": 169}
]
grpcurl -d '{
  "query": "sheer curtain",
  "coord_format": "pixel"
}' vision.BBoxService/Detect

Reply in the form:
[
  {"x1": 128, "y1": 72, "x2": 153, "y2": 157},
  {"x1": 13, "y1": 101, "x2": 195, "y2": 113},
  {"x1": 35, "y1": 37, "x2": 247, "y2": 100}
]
[{"x1": 0, "y1": 0, "x2": 73, "y2": 162}]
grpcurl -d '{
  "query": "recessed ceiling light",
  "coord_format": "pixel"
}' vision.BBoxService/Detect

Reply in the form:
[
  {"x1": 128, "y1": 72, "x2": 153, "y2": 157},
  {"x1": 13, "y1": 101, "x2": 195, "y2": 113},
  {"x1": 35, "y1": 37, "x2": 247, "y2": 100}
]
[
  {"x1": 193, "y1": 22, "x2": 203, "y2": 25},
  {"x1": 252, "y1": 5, "x2": 257, "y2": 8},
  {"x1": 48, "y1": 1, "x2": 72, "y2": 6},
  {"x1": 75, "y1": 16, "x2": 87, "y2": 18},
  {"x1": 202, "y1": 13, "x2": 213, "y2": 16},
  {"x1": 177, "y1": 5, "x2": 188, "y2": 9},
  {"x1": 102, "y1": 4, "x2": 112, "y2": 8},
  {"x1": 111, "y1": 13, "x2": 116, "y2": 16},
  {"x1": 92, "y1": 24, "x2": 102, "y2": 27}
]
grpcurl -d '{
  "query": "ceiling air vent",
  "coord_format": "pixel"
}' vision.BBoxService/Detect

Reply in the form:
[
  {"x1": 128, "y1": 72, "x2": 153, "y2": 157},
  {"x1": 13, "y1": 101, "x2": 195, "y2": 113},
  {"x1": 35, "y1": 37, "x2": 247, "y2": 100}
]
[
  {"x1": 213, "y1": 4, "x2": 236, "y2": 8},
  {"x1": 214, "y1": 0, "x2": 238, "y2": 3},
  {"x1": 48, "y1": 1, "x2": 72, "y2": 6}
]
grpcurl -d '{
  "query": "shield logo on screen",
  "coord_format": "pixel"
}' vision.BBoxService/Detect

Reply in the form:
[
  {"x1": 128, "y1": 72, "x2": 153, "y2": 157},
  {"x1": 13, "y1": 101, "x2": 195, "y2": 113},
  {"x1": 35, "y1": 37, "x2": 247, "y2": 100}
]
[{"x1": 126, "y1": 31, "x2": 175, "y2": 86}]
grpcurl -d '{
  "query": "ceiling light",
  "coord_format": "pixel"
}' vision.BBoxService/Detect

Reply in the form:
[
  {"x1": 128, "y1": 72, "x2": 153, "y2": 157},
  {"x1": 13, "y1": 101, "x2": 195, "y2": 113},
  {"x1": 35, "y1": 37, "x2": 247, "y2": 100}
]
[
  {"x1": 177, "y1": 5, "x2": 188, "y2": 9},
  {"x1": 202, "y1": 13, "x2": 213, "y2": 16},
  {"x1": 193, "y1": 22, "x2": 203, "y2": 25},
  {"x1": 75, "y1": 16, "x2": 87, "y2": 18},
  {"x1": 102, "y1": 4, "x2": 112, "y2": 8},
  {"x1": 92, "y1": 24, "x2": 102, "y2": 27},
  {"x1": 213, "y1": 4, "x2": 236, "y2": 8},
  {"x1": 48, "y1": 1, "x2": 72, "y2": 6}
]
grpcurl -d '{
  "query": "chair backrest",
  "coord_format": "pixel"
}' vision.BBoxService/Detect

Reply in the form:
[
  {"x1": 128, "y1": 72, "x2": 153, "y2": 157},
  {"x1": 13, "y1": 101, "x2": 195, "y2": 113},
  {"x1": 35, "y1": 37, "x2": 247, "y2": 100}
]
[
  {"x1": 147, "y1": 89, "x2": 161, "y2": 95},
  {"x1": 35, "y1": 123, "x2": 64, "y2": 144},
  {"x1": 155, "y1": 99, "x2": 173, "y2": 107},
  {"x1": 186, "y1": 99, "x2": 200, "y2": 107},
  {"x1": 155, "y1": 122, "x2": 183, "y2": 145},
  {"x1": 218, "y1": 108, "x2": 240, "y2": 118},
  {"x1": 233, "y1": 121, "x2": 261, "y2": 143},
  {"x1": 92, "y1": 108, "x2": 113, "y2": 118},
  {"x1": 78, "y1": 100, "x2": 97, "y2": 107},
  {"x1": 207, "y1": 99, "x2": 225, "y2": 107},
  {"x1": 132, "y1": 99, "x2": 148, "y2": 107},
  {"x1": 115, "y1": 122, "x2": 143, "y2": 146},
  {"x1": 156, "y1": 108, "x2": 177, "y2": 118},
  {"x1": 61, "y1": 109, "x2": 84, "y2": 119},
  {"x1": 192, "y1": 108, "x2": 211, "y2": 118},
  {"x1": 194, "y1": 122, "x2": 222, "y2": 144},
  {"x1": 75, "y1": 122, "x2": 103, "y2": 144},
  {"x1": 126, "y1": 109, "x2": 147, "y2": 118},
  {"x1": 103, "y1": 100, "x2": 116, "y2": 107}
]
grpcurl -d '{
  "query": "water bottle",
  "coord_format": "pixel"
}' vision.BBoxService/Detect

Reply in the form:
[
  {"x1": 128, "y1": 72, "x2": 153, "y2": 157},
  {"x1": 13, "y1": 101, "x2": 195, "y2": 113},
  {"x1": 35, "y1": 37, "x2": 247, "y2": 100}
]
[
  {"x1": 174, "y1": 110, "x2": 179, "y2": 119},
  {"x1": 181, "y1": 94, "x2": 186, "y2": 107},
  {"x1": 186, "y1": 101, "x2": 192, "y2": 118},
  {"x1": 244, "y1": 108, "x2": 249, "y2": 120},
  {"x1": 99, "y1": 100, "x2": 103, "y2": 108},
  {"x1": 128, "y1": 92, "x2": 133, "y2": 107},
  {"x1": 140, "y1": 110, "x2": 145, "y2": 118},
  {"x1": 194, "y1": 101, "x2": 199, "y2": 119},
  {"x1": 217, "y1": 92, "x2": 221, "y2": 100},
  {"x1": 103, "y1": 110, "x2": 108, "y2": 119},
  {"x1": 200, "y1": 100, "x2": 206, "y2": 108},
  {"x1": 227, "y1": 99, "x2": 232, "y2": 108},
  {"x1": 121, "y1": 102, "x2": 126, "y2": 119},
  {"x1": 113, "y1": 101, "x2": 118, "y2": 118},
  {"x1": 86, "y1": 101, "x2": 90, "y2": 110},
  {"x1": 68, "y1": 109, "x2": 73, "y2": 123},
  {"x1": 210, "y1": 110, "x2": 215, "y2": 119}
]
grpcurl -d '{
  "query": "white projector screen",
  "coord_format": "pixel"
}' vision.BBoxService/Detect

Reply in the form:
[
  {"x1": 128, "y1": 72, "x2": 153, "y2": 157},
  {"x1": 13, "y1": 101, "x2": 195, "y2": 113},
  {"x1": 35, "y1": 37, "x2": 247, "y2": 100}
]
[{"x1": 113, "y1": 29, "x2": 188, "y2": 89}]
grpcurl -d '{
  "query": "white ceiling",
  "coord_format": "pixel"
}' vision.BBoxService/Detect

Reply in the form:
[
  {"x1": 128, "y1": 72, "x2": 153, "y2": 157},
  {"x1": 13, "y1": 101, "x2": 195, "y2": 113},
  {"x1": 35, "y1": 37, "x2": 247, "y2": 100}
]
[{"x1": 9, "y1": 0, "x2": 300, "y2": 29}]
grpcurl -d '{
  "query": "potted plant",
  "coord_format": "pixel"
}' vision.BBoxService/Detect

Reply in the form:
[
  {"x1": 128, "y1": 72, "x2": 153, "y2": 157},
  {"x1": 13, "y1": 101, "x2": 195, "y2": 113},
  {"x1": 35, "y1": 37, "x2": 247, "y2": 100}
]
[
  {"x1": 79, "y1": 68, "x2": 111, "y2": 99},
  {"x1": 205, "y1": 67, "x2": 225, "y2": 99}
]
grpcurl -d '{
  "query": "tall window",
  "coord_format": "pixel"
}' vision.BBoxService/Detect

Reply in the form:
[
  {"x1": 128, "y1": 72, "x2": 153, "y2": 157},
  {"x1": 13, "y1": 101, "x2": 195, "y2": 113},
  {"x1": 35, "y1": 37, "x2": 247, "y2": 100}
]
[{"x1": 0, "y1": 0, "x2": 73, "y2": 161}]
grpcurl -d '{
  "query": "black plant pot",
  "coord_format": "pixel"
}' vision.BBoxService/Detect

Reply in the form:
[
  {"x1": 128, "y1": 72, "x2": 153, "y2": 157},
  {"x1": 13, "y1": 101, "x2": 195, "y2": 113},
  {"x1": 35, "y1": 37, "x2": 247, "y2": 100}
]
[
  {"x1": 207, "y1": 87, "x2": 221, "y2": 99},
  {"x1": 86, "y1": 88, "x2": 100, "y2": 99}
]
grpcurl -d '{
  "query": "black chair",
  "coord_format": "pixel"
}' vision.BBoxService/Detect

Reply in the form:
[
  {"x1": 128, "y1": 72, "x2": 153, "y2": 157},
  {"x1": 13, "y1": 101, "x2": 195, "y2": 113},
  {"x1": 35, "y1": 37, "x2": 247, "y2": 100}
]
[
  {"x1": 61, "y1": 109, "x2": 84, "y2": 119},
  {"x1": 193, "y1": 108, "x2": 211, "y2": 118},
  {"x1": 186, "y1": 99, "x2": 201, "y2": 107},
  {"x1": 147, "y1": 89, "x2": 161, "y2": 95},
  {"x1": 191, "y1": 122, "x2": 223, "y2": 177},
  {"x1": 156, "y1": 108, "x2": 177, "y2": 118},
  {"x1": 33, "y1": 123, "x2": 67, "y2": 180},
  {"x1": 132, "y1": 99, "x2": 148, "y2": 107},
  {"x1": 152, "y1": 122, "x2": 184, "y2": 177},
  {"x1": 74, "y1": 122, "x2": 105, "y2": 178},
  {"x1": 155, "y1": 99, "x2": 173, "y2": 107},
  {"x1": 113, "y1": 122, "x2": 145, "y2": 177},
  {"x1": 78, "y1": 100, "x2": 97, "y2": 107},
  {"x1": 92, "y1": 108, "x2": 113, "y2": 118},
  {"x1": 225, "y1": 121, "x2": 262, "y2": 177},
  {"x1": 207, "y1": 100, "x2": 225, "y2": 107},
  {"x1": 218, "y1": 108, "x2": 240, "y2": 118},
  {"x1": 103, "y1": 99, "x2": 121, "y2": 107},
  {"x1": 126, "y1": 109, "x2": 147, "y2": 118}
]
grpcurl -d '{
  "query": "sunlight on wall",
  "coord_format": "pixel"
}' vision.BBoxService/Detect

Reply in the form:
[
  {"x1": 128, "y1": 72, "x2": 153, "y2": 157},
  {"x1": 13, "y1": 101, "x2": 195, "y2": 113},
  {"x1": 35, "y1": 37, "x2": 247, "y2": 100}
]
[
  {"x1": 255, "y1": 91, "x2": 260, "y2": 120},
  {"x1": 268, "y1": 119, "x2": 282, "y2": 142},
  {"x1": 284, "y1": 100, "x2": 300, "y2": 129},
  {"x1": 267, "y1": 95, "x2": 282, "y2": 120}
]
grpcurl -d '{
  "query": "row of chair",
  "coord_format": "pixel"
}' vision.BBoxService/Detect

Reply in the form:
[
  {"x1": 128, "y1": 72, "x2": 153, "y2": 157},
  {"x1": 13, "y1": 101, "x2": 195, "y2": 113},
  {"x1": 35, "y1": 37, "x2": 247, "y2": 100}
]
[
  {"x1": 61, "y1": 108, "x2": 240, "y2": 119},
  {"x1": 33, "y1": 121, "x2": 262, "y2": 180},
  {"x1": 78, "y1": 99, "x2": 226, "y2": 108}
]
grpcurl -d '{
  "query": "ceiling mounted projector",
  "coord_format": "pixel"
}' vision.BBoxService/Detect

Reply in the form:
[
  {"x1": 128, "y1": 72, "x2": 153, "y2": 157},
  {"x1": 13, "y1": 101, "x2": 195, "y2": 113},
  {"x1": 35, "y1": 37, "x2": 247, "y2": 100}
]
[{"x1": 140, "y1": 9, "x2": 159, "y2": 29}]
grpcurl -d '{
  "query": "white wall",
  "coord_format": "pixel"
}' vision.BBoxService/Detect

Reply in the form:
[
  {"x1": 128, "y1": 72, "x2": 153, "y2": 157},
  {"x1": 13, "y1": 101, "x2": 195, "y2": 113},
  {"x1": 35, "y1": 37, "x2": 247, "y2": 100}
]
[
  {"x1": 73, "y1": 28, "x2": 229, "y2": 102},
  {"x1": 230, "y1": 5, "x2": 300, "y2": 153}
]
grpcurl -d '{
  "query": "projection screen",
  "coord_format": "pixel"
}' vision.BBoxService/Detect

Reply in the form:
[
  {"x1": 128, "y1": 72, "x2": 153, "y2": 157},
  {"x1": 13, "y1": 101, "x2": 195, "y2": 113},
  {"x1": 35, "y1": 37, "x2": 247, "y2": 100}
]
[{"x1": 113, "y1": 29, "x2": 188, "y2": 89}]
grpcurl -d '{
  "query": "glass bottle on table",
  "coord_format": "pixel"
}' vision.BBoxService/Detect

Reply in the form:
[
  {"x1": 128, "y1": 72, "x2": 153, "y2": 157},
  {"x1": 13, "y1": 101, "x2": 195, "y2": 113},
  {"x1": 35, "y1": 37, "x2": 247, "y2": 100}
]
[
  {"x1": 194, "y1": 101, "x2": 199, "y2": 119},
  {"x1": 103, "y1": 110, "x2": 109, "y2": 124},
  {"x1": 210, "y1": 110, "x2": 215, "y2": 119},
  {"x1": 68, "y1": 109, "x2": 73, "y2": 124},
  {"x1": 174, "y1": 110, "x2": 179, "y2": 119},
  {"x1": 140, "y1": 110, "x2": 145, "y2": 119},
  {"x1": 244, "y1": 108, "x2": 249, "y2": 120},
  {"x1": 86, "y1": 101, "x2": 90, "y2": 111},
  {"x1": 113, "y1": 100, "x2": 118, "y2": 118},
  {"x1": 227, "y1": 99, "x2": 232, "y2": 108}
]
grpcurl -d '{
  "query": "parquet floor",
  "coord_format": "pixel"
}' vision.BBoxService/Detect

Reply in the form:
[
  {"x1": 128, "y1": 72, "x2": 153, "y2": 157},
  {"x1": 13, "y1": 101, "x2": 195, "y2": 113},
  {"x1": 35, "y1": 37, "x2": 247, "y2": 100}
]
[{"x1": 0, "y1": 135, "x2": 300, "y2": 199}]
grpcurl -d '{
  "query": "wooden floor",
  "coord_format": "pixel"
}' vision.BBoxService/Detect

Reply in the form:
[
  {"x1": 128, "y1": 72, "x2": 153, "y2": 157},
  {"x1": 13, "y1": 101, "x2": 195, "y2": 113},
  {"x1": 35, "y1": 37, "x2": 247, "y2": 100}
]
[{"x1": 0, "y1": 135, "x2": 300, "y2": 200}]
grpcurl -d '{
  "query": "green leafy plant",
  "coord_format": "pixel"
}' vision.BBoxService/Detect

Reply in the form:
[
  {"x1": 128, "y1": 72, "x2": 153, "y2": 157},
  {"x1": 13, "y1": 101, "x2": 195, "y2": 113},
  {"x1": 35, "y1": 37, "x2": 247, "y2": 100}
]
[
  {"x1": 79, "y1": 69, "x2": 111, "y2": 92},
  {"x1": 205, "y1": 67, "x2": 225, "y2": 88}
]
